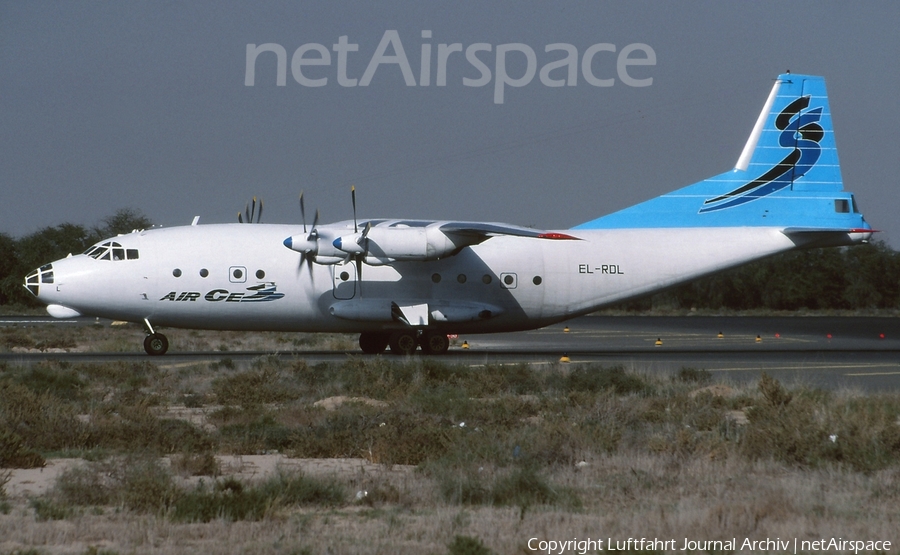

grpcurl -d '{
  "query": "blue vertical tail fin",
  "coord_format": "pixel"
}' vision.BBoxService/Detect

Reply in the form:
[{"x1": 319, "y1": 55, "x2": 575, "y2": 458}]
[{"x1": 575, "y1": 73, "x2": 870, "y2": 235}]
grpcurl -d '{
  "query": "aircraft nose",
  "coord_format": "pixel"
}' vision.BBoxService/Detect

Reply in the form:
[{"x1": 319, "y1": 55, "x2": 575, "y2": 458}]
[{"x1": 23, "y1": 263, "x2": 54, "y2": 298}]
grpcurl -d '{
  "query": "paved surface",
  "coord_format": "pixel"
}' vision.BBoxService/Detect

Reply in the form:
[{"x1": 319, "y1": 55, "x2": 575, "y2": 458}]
[{"x1": 2, "y1": 315, "x2": 899, "y2": 391}]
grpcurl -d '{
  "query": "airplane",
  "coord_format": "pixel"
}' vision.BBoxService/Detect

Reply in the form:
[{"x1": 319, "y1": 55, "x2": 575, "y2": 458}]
[{"x1": 24, "y1": 73, "x2": 873, "y2": 356}]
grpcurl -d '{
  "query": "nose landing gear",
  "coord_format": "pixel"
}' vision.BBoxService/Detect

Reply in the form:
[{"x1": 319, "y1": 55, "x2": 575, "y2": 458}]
[
  {"x1": 142, "y1": 318, "x2": 169, "y2": 356},
  {"x1": 143, "y1": 333, "x2": 169, "y2": 356}
]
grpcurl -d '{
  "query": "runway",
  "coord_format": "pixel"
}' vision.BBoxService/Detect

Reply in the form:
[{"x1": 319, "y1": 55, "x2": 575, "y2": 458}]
[{"x1": 2, "y1": 315, "x2": 899, "y2": 391}]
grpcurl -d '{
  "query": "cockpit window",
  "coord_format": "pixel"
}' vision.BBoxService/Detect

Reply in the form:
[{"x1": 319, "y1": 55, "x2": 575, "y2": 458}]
[{"x1": 83, "y1": 241, "x2": 138, "y2": 261}]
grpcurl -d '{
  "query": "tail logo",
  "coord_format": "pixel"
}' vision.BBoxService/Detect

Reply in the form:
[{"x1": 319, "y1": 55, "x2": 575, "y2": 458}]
[{"x1": 700, "y1": 95, "x2": 823, "y2": 213}]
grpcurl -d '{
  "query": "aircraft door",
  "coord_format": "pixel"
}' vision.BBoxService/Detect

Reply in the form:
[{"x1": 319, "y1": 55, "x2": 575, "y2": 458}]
[{"x1": 332, "y1": 264, "x2": 357, "y2": 299}]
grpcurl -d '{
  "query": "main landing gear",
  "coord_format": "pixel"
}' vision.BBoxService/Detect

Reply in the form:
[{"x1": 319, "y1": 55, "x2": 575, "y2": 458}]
[
  {"x1": 142, "y1": 318, "x2": 169, "y2": 356},
  {"x1": 358, "y1": 330, "x2": 451, "y2": 356}
]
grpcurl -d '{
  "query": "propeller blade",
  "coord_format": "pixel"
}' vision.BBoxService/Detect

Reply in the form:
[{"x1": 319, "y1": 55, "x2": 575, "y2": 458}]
[
  {"x1": 352, "y1": 221, "x2": 371, "y2": 251},
  {"x1": 238, "y1": 212, "x2": 243, "y2": 224},
  {"x1": 244, "y1": 203, "x2": 250, "y2": 224},
  {"x1": 310, "y1": 209, "x2": 319, "y2": 238},
  {"x1": 296, "y1": 252, "x2": 315, "y2": 283},
  {"x1": 299, "y1": 191, "x2": 307, "y2": 234},
  {"x1": 351, "y1": 185, "x2": 357, "y2": 233},
  {"x1": 250, "y1": 197, "x2": 257, "y2": 224},
  {"x1": 256, "y1": 199, "x2": 263, "y2": 223}
]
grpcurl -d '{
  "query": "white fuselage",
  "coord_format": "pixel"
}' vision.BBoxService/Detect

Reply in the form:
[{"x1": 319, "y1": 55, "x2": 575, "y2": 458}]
[{"x1": 34, "y1": 222, "x2": 798, "y2": 334}]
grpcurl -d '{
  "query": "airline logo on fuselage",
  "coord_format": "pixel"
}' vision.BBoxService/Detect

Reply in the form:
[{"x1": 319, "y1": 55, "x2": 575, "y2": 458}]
[
  {"x1": 700, "y1": 95, "x2": 824, "y2": 213},
  {"x1": 159, "y1": 282, "x2": 285, "y2": 303}
]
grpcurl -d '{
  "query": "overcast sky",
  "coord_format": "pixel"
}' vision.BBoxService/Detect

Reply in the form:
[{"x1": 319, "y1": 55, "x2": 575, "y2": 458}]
[{"x1": 2, "y1": 1, "x2": 898, "y2": 247}]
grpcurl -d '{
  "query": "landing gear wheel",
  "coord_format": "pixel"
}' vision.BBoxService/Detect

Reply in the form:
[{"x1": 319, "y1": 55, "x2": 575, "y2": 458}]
[
  {"x1": 389, "y1": 331, "x2": 418, "y2": 355},
  {"x1": 143, "y1": 333, "x2": 169, "y2": 356},
  {"x1": 359, "y1": 332, "x2": 390, "y2": 354},
  {"x1": 420, "y1": 332, "x2": 450, "y2": 355}
]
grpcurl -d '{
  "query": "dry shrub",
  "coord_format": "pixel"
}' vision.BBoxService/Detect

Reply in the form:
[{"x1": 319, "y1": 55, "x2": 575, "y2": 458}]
[
  {"x1": 702, "y1": 485, "x2": 796, "y2": 536},
  {"x1": 0, "y1": 469, "x2": 10, "y2": 500},
  {"x1": 0, "y1": 428, "x2": 45, "y2": 468},
  {"x1": 52, "y1": 455, "x2": 176, "y2": 513},
  {"x1": 88, "y1": 400, "x2": 215, "y2": 454},
  {"x1": 214, "y1": 408, "x2": 296, "y2": 454},
  {"x1": 1, "y1": 328, "x2": 34, "y2": 349},
  {"x1": 447, "y1": 535, "x2": 495, "y2": 555},
  {"x1": 170, "y1": 470, "x2": 344, "y2": 522},
  {"x1": 78, "y1": 360, "x2": 157, "y2": 388},
  {"x1": 171, "y1": 450, "x2": 220, "y2": 477},
  {"x1": 675, "y1": 366, "x2": 712, "y2": 383},
  {"x1": 740, "y1": 376, "x2": 900, "y2": 472},
  {"x1": 759, "y1": 372, "x2": 793, "y2": 407},
  {"x1": 212, "y1": 361, "x2": 300, "y2": 407},
  {"x1": 287, "y1": 403, "x2": 453, "y2": 465},
  {"x1": 338, "y1": 356, "x2": 418, "y2": 399},
  {"x1": 553, "y1": 364, "x2": 653, "y2": 396},
  {"x1": 0, "y1": 382, "x2": 89, "y2": 452},
  {"x1": 8, "y1": 361, "x2": 87, "y2": 405},
  {"x1": 438, "y1": 465, "x2": 579, "y2": 510}
]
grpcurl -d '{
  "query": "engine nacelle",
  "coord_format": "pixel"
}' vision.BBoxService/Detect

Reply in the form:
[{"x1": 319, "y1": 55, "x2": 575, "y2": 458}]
[{"x1": 336, "y1": 224, "x2": 463, "y2": 262}]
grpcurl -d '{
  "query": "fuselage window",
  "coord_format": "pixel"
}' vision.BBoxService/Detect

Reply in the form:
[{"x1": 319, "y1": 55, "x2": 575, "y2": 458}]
[
  {"x1": 835, "y1": 199, "x2": 850, "y2": 213},
  {"x1": 533, "y1": 276, "x2": 542, "y2": 285},
  {"x1": 173, "y1": 269, "x2": 182, "y2": 277},
  {"x1": 256, "y1": 269, "x2": 265, "y2": 279},
  {"x1": 432, "y1": 273, "x2": 441, "y2": 283},
  {"x1": 457, "y1": 274, "x2": 467, "y2": 284},
  {"x1": 339, "y1": 271, "x2": 350, "y2": 281},
  {"x1": 229, "y1": 266, "x2": 247, "y2": 283},
  {"x1": 126, "y1": 249, "x2": 139, "y2": 260},
  {"x1": 200, "y1": 268, "x2": 209, "y2": 278},
  {"x1": 112, "y1": 248, "x2": 125, "y2": 261},
  {"x1": 482, "y1": 274, "x2": 492, "y2": 285}
]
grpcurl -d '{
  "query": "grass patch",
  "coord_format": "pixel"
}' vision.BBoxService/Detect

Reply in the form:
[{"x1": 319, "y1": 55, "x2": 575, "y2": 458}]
[
  {"x1": 447, "y1": 535, "x2": 496, "y2": 555},
  {"x1": 52, "y1": 455, "x2": 177, "y2": 513},
  {"x1": 170, "y1": 470, "x2": 344, "y2": 522},
  {"x1": 439, "y1": 465, "x2": 580, "y2": 512},
  {"x1": 0, "y1": 428, "x2": 45, "y2": 468}
]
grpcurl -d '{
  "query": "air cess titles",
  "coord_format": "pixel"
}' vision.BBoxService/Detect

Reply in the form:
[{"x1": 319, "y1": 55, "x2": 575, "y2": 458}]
[{"x1": 245, "y1": 30, "x2": 656, "y2": 103}]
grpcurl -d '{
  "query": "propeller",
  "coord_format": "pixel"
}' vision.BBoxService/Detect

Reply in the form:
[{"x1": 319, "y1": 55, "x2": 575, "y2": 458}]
[
  {"x1": 287, "y1": 193, "x2": 320, "y2": 278},
  {"x1": 345, "y1": 187, "x2": 368, "y2": 281},
  {"x1": 299, "y1": 209, "x2": 319, "y2": 276},
  {"x1": 238, "y1": 197, "x2": 263, "y2": 223},
  {"x1": 354, "y1": 221, "x2": 371, "y2": 281}
]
